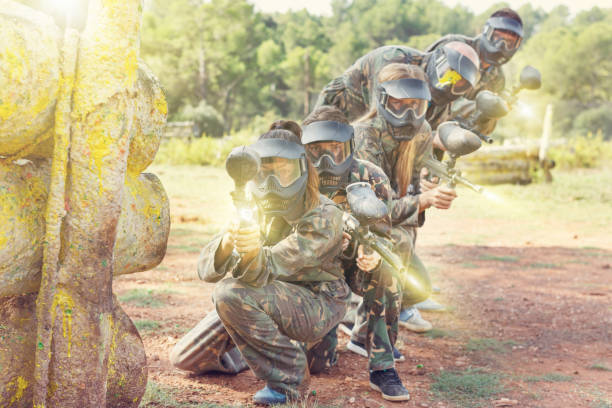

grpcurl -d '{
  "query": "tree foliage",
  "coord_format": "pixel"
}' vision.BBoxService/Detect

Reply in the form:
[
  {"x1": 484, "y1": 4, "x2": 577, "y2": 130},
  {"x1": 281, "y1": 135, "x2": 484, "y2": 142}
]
[{"x1": 135, "y1": 1, "x2": 611, "y2": 139}]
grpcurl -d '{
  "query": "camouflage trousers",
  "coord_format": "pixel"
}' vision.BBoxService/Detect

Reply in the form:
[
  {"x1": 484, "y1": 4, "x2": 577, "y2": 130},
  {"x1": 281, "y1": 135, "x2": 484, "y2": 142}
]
[
  {"x1": 310, "y1": 260, "x2": 401, "y2": 372},
  {"x1": 350, "y1": 265, "x2": 402, "y2": 371},
  {"x1": 214, "y1": 277, "x2": 350, "y2": 400},
  {"x1": 390, "y1": 225, "x2": 432, "y2": 308}
]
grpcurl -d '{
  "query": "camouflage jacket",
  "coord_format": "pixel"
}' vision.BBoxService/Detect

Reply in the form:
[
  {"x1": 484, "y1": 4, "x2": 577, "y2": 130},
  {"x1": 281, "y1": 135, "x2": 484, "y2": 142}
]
[
  {"x1": 315, "y1": 45, "x2": 426, "y2": 122},
  {"x1": 353, "y1": 116, "x2": 433, "y2": 228},
  {"x1": 198, "y1": 194, "x2": 345, "y2": 287},
  {"x1": 315, "y1": 45, "x2": 456, "y2": 130}
]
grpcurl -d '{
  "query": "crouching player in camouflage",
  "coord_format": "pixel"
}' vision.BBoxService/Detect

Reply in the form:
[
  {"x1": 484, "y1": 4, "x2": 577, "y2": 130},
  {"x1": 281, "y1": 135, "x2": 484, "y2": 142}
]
[
  {"x1": 351, "y1": 63, "x2": 459, "y2": 326},
  {"x1": 197, "y1": 128, "x2": 351, "y2": 405},
  {"x1": 316, "y1": 42, "x2": 478, "y2": 322},
  {"x1": 296, "y1": 107, "x2": 410, "y2": 401}
]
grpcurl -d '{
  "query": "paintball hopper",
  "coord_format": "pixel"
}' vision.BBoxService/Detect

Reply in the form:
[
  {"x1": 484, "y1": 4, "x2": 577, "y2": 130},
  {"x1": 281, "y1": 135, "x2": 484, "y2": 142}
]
[
  {"x1": 519, "y1": 65, "x2": 542, "y2": 90},
  {"x1": 346, "y1": 182, "x2": 388, "y2": 226},
  {"x1": 226, "y1": 146, "x2": 261, "y2": 189},
  {"x1": 476, "y1": 90, "x2": 510, "y2": 119},
  {"x1": 437, "y1": 122, "x2": 482, "y2": 157}
]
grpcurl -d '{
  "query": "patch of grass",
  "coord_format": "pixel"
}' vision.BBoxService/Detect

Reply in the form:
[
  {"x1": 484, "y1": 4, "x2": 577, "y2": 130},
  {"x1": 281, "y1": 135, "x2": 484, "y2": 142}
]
[
  {"x1": 155, "y1": 265, "x2": 170, "y2": 271},
  {"x1": 464, "y1": 338, "x2": 517, "y2": 354},
  {"x1": 118, "y1": 289, "x2": 171, "y2": 308},
  {"x1": 525, "y1": 373, "x2": 573, "y2": 383},
  {"x1": 134, "y1": 320, "x2": 161, "y2": 332},
  {"x1": 170, "y1": 228, "x2": 198, "y2": 237},
  {"x1": 424, "y1": 328, "x2": 457, "y2": 339},
  {"x1": 167, "y1": 244, "x2": 202, "y2": 254},
  {"x1": 493, "y1": 297, "x2": 504, "y2": 302},
  {"x1": 589, "y1": 363, "x2": 612, "y2": 372},
  {"x1": 478, "y1": 254, "x2": 519, "y2": 263},
  {"x1": 461, "y1": 262, "x2": 479, "y2": 268},
  {"x1": 431, "y1": 368, "x2": 505, "y2": 407},
  {"x1": 140, "y1": 381, "x2": 236, "y2": 407},
  {"x1": 528, "y1": 262, "x2": 561, "y2": 269}
]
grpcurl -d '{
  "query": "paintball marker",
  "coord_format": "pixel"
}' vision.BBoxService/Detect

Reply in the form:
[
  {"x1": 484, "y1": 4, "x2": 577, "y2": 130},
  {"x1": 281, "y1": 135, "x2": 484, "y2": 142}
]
[
  {"x1": 225, "y1": 146, "x2": 261, "y2": 252},
  {"x1": 342, "y1": 182, "x2": 430, "y2": 299},
  {"x1": 456, "y1": 65, "x2": 542, "y2": 143},
  {"x1": 425, "y1": 122, "x2": 484, "y2": 193}
]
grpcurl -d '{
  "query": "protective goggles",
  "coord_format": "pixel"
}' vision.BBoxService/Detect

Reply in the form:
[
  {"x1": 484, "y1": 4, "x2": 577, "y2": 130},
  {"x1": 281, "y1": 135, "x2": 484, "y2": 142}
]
[
  {"x1": 378, "y1": 78, "x2": 430, "y2": 117},
  {"x1": 485, "y1": 17, "x2": 523, "y2": 51},
  {"x1": 250, "y1": 138, "x2": 307, "y2": 188},
  {"x1": 434, "y1": 47, "x2": 478, "y2": 95},
  {"x1": 302, "y1": 121, "x2": 355, "y2": 166}
]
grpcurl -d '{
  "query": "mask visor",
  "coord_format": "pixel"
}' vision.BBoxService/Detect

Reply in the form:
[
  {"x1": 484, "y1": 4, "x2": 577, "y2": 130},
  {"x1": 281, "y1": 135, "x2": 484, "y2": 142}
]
[
  {"x1": 255, "y1": 157, "x2": 305, "y2": 187},
  {"x1": 306, "y1": 140, "x2": 353, "y2": 165},
  {"x1": 383, "y1": 97, "x2": 428, "y2": 119}
]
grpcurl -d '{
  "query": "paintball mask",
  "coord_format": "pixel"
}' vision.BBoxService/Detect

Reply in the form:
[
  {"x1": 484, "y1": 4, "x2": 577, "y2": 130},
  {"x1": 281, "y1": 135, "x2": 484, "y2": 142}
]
[
  {"x1": 375, "y1": 78, "x2": 431, "y2": 136},
  {"x1": 480, "y1": 16, "x2": 523, "y2": 65},
  {"x1": 302, "y1": 120, "x2": 355, "y2": 194},
  {"x1": 249, "y1": 138, "x2": 308, "y2": 219},
  {"x1": 427, "y1": 44, "x2": 479, "y2": 105}
]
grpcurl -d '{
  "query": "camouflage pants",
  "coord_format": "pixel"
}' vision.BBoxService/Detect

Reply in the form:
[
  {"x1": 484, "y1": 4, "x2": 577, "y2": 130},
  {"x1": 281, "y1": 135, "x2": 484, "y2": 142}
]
[
  {"x1": 399, "y1": 253, "x2": 431, "y2": 307},
  {"x1": 214, "y1": 277, "x2": 350, "y2": 400},
  {"x1": 390, "y1": 225, "x2": 432, "y2": 308},
  {"x1": 310, "y1": 260, "x2": 401, "y2": 372},
  {"x1": 350, "y1": 265, "x2": 402, "y2": 371}
]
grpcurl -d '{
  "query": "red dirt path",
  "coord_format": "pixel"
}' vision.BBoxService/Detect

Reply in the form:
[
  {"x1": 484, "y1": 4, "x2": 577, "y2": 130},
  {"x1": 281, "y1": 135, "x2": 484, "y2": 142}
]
[{"x1": 115, "y1": 236, "x2": 611, "y2": 407}]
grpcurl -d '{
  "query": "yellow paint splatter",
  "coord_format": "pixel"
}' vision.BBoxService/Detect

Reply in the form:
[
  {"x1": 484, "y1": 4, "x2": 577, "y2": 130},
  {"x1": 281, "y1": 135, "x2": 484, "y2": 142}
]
[
  {"x1": 8, "y1": 376, "x2": 28, "y2": 404},
  {"x1": 87, "y1": 125, "x2": 115, "y2": 195},
  {"x1": 51, "y1": 289, "x2": 75, "y2": 357},
  {"x1": 0, "y1": 101, "x2": 18, "y2": 120},
  {"x1": 437, "y1": 69, "x2": 462, "y2": 86},
  {"x1": 154, "y1": 95, "x2": 168, "y2": 117},
  {"x1": 124, "y1": 49, "x2": 138, "y2": 88}
]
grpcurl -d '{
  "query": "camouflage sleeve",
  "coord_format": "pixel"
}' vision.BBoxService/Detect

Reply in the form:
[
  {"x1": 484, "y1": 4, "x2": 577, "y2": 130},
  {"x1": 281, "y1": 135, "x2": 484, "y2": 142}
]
[
  {"x1": 232, "y1": 201, "x2": 344, "y2": 287},
  {"x1": 353, "y1": 124, "x2": 385, "y2": 169},
  {"x1": 314, "y1": 61, "x2": 369, "y2": 122},
  {"x1": 197, "y1": 232, "x2": 240, "y2": 283}
]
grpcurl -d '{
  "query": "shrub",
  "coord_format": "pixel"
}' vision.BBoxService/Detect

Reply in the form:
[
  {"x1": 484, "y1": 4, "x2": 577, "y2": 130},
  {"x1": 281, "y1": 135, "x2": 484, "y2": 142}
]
[{"x1": 549, "y1": 131, "x2": 612, "y2": 169}]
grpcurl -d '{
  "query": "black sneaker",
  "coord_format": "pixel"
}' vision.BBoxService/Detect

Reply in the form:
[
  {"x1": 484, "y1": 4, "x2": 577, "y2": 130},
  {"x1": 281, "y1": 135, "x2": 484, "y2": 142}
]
[{"x1": 369, "y1": 368, "x2": 410, "y2": 401}]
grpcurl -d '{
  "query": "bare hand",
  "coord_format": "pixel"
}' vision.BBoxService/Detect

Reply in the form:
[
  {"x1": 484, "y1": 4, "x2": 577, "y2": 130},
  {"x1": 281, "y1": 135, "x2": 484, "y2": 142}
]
[
  {"x1": 419, "y1": 185, "x2": 457, "y2": 210},
  {"x1": 420, "y1": 168, "x2": 439, "y2": 192},
  {"x1": 228, "y1": 219, "x2": 261, "y2": 255},
  {"x1": 356, "y1": 245, "x2": 381, "y2": 272},
  {"x1": 342, "y1": 232, "x2": 351, "y2": 251}
]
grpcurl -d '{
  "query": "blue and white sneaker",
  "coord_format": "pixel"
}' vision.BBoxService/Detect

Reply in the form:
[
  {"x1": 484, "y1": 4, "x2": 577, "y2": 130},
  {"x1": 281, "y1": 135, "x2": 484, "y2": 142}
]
[
  {"x1": 399, "y1": 307, "x2": 432, "y2": 332},
  {"x1": 253, "y1": 385, "x2": 287, "y2": 405},
  {"x1": 393, "y1": 346, "x2": 405, "y2": 363},
  {"x1": 415, "y1": 298, "x2": 447, "y2": 312}
]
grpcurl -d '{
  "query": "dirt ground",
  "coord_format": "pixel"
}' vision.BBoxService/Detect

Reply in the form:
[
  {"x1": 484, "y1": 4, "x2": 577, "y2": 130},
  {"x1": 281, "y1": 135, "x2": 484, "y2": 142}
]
[{"x1": 115, "y1": 166, "x2": 612, "y2": 408}]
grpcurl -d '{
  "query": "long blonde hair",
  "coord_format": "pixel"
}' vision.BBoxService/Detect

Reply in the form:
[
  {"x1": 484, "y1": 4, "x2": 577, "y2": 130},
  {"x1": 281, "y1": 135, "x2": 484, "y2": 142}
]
[{"x1": 357, "y1": 63, "x2": 429, "y2": 197}]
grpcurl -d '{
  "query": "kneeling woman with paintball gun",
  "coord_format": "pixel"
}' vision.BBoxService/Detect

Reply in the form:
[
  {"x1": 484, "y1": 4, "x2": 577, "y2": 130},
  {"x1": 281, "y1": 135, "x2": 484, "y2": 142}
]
[
  {"x1": 198, "y1": 128, "x2": 351, "y2": 405},
  {"x1": 297, "y1": 106, "x2": 412, "y2": 401},
  {"x1": 352, "y1": 63, "x2": 458, "y2": 332}
]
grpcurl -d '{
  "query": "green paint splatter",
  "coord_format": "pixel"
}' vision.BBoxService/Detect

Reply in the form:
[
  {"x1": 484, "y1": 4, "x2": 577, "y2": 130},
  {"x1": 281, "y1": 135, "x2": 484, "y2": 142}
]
[{"x1": 38, "y1": 342, "x2": 44, "y2": 350}]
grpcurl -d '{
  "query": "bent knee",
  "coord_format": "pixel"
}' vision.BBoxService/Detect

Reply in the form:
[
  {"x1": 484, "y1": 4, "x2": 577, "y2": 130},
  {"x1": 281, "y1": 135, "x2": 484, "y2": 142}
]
[{"x1": 213, "y1": 278, "x2": 250, "y2": 318}]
